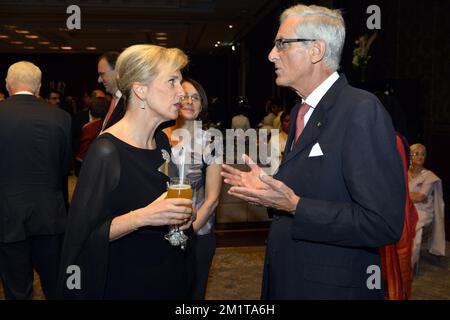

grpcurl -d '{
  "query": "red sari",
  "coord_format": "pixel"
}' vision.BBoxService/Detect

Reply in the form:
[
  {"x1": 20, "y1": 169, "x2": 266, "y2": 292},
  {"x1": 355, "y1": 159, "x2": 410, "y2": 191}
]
[{"x1": 379, "y1": 134, "x2": 418, "y2": 300}]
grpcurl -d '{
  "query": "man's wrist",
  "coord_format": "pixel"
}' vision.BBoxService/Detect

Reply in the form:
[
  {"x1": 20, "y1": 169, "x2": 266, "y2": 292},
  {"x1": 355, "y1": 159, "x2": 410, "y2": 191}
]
[{"x1": 289, "y1": 195, "x2": 300, "y2": 215}]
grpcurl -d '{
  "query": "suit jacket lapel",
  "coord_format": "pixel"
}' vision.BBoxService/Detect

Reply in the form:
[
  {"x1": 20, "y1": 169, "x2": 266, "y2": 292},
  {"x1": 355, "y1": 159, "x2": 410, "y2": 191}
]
[
  {"x1": 283, "y1": 103, "x2": 300, "y2": 159},
  {"x1": 279, "y1": 74, "x2": 349, "y2": 168}
]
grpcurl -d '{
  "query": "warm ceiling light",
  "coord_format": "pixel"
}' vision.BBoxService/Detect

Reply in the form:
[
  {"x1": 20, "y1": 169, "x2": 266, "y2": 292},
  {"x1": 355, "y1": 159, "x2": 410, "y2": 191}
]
[
  {"x1": 60, "y1": 46, "x2": 73, "y2": 50},
  {"x1": 38, "y1": 41, "x2": 50, "y2": 45},
  {"x1": 229, "y1": 25, "x2": 234, "y2": 29},
  {"x1": 217, "y1": 41, "x2": 221, "y2": 44},
  {"x1": 85, "y1": 46, "x2": 97, "y2": 50},
  {"x1": 0, "y1": 35, "x2": 9, "y2": 38},
  {"x1": 25, "y1": 35, "x2": 39, "y2": 39},
  {"x1": 49, "y1": 46, "x2": 59, "y2": 50},
  {"x1": 158, "y1": 43, "x2": 167, "y2": 46},
  {"x1": 156, "y1": 36, "x2": 167, "y2": 40},
  {"x1": 15, "y1": 30, "x2": 30, "y2": 34},
  {"x1": 155, "y1": 32, "x2": 167, "y2": 36},
  {"x1": 214, "y1": 44, "x2": 219, "y2": 47},
  {"x1": 11, "y1": 41, "x2": 23, "y2": 44},
  {"x1": 24, "y1": 46, "x2": 35, "y2": 50}
]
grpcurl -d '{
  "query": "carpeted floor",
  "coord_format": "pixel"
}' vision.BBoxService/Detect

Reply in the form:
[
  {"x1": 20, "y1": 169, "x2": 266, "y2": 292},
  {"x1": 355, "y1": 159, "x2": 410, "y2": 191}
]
[
  {"x1": 205, "y1": 243, "x2": 450, "y2": 300},
  {"x1": 1, "y1": 175, "x2": 448, "y2": 300},
  {"x1": 1, "y1": 242, "x2": 448, "y2": 300}
]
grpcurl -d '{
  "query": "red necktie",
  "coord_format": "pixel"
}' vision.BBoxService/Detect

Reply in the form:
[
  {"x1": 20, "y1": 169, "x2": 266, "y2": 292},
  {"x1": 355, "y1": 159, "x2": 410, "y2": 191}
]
[
  {"x1": 102, "y1": 95, "x2": 118, "y2": 131},
  {"x1": 294, "y1": 103, "x2": 311, "y2": 143}
]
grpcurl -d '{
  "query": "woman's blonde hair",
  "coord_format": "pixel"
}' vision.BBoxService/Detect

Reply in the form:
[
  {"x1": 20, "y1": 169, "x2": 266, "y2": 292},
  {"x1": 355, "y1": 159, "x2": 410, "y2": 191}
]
[{"x1": 115, "y1": 44, "x2": 188, "y2": 101}]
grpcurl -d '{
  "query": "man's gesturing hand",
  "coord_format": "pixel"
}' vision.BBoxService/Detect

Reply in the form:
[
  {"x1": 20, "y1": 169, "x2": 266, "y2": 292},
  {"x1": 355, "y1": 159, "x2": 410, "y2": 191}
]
[{"x1": 221, "y1": 154, "x2": 300, "y2": 214}]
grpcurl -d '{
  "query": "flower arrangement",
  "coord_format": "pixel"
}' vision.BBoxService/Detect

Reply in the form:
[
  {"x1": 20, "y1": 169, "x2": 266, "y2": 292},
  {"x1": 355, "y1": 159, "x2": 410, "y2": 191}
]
[{"x1": 352, "y1": 32, "x2": 378, "y2": 68}]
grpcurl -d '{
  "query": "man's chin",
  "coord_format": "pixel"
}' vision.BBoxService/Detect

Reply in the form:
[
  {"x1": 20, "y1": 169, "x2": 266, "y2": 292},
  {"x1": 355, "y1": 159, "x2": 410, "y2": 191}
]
[{"x1": 275, "y1": 78, "x2": 287, "y2": 87}]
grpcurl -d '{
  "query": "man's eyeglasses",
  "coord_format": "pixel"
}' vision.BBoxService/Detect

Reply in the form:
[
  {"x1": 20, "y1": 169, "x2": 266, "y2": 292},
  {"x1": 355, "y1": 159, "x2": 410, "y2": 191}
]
[
  {"x1": 274, "y1": 38, "x2": 316, "y2": 51},
  {"x1": 181, "y1": 94, "x2": 201, "y2": 103}
]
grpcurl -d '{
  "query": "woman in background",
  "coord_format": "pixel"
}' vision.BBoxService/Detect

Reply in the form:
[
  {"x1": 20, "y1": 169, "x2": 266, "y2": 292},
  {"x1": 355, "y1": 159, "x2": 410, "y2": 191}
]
[
  {"x1": 409, "y1": 143, "x2": 445, "y2": 270},
  {"x1": 164, "y1": 78, "x2": 222, "y2": 299}
]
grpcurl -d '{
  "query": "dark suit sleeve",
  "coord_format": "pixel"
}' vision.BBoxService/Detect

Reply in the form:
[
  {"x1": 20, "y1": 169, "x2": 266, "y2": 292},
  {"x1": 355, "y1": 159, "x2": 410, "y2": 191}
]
[{"x1": 292, "y1": 98, "x2": 405, "y2": 248}]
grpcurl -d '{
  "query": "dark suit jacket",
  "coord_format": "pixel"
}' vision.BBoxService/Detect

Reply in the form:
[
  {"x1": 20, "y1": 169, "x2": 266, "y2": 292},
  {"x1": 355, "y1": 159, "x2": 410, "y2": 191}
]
[
  {"x1": 103, "y1": 96, "x2": 125, "y2": 130},
  {"x1": 72, "y1": 109, "x2": 89, "y2": 153},
  {"x1": 263, "y1": 75, "x2": 405, "y2": 299},
  {"x1": 0, "y1": 94, "x2": 72, "y2": 243}
]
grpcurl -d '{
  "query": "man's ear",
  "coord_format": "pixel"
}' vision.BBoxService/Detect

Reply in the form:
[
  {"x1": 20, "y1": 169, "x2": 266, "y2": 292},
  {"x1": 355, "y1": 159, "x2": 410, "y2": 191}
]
[
  {"x1": 131, "y1": 83, "x2": 147, "y2": 101},
  {"x1": 35, "y1": 83, "x2": 41, "y2": 97},
  {"x1": 310, "y1": 40, "x2": 326, "y2": 64},
  {"x1": 5, "y1": 80, "x2": 10, "y2": 95}
]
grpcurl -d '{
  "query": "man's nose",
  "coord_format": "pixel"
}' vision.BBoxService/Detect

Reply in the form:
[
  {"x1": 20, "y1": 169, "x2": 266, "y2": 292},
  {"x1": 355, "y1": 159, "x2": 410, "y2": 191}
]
[{"x1": 268, "y1": 46, "x2": 278, "y2": 62}]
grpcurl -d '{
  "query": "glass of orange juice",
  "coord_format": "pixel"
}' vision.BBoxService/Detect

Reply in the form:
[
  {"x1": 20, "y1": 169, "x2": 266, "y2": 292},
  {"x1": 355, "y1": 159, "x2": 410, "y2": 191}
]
[{"x1": 164, "y1": 177, "x2": 191, "y2": 249}]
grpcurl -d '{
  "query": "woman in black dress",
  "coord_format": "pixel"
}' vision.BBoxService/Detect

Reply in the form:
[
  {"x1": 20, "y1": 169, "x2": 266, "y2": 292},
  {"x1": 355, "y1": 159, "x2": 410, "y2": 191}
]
[{"x1": 58, "y1": 44, "x2": 194, "y2": 299}]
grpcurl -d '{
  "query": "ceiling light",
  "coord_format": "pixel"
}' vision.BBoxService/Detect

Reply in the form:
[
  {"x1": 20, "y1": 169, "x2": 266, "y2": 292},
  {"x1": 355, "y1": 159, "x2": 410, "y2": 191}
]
[
  {"x1": 25, "y1": 35, "x2": 39, "y2": 39},
  {"x1": 155, "y1": 32, "x2": 167, "y2": 36},
  {"x1": 229, "y1": 25, "x2": 234, "y2": 29},
  {"x1": 0, "y1": 35, "x2": 9, "y2": 39},
  {"x1": 158, "y1": 43, "x2": 167, "y2": 46},
  {"x1": 49, "y1": 46, "x2": 59, "y2": 50},
  {"x1": 15, "y1": 30, "x2": 30, "y2": 34},
  {"x1": 217, "y1": 41, "x2": 221, "y2": 44},
  {"x1": 24, "y1": 46, "x2": 35, "y2": 50},
  {"x1": 232, "y1": 45, "x2": 236, "y2": 51},
  {"x1": 214, "y1": 44, "x2": 219, "y2": 47},
  {"x1": 11, "y1": 41, "x2": 23, "y2": 44},
  {"x1": 85, "y1": 46, "x2": 97, "y2": 50},
  {"x1": 156, "y1": 37, "x2": 167, "y2": 40},
  {"x1": 38, "y1": 41, "x2": 50, "y2": 45},
  {"x1": 61, "y1": 46, "x2": 73, "y2": 50}
]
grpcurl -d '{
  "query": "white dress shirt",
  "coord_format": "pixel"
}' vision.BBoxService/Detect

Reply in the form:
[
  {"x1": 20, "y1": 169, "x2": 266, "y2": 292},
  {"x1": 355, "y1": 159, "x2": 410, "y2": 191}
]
[{"x1": 303, "y1": 72, "x2": 340, "y2": 126}]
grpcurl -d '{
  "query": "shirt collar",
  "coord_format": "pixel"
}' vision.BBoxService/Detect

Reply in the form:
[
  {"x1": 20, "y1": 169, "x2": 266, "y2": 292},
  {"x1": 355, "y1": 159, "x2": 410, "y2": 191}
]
[
  {"x1": 13, "y1": 91, "x2": 34, "y2": 95},
  {"x1": 115, "y1": 90, "x2": 122, "y2": 99},
  {"x1": 304, "y1": 72, "x2": 339, "y2": 109}
]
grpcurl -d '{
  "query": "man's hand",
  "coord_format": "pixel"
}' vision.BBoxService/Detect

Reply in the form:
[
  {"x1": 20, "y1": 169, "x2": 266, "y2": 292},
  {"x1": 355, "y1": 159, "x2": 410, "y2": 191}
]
[
  {"x1": 221, "y1": 154, "x2": 300, "y2": 214},
  {"x1": 221, "y1": 154, "x2": 266, "y2": 190}
]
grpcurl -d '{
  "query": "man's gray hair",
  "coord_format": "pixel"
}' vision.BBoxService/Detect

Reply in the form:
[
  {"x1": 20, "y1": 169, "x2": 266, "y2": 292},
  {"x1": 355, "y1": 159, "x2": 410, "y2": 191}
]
[
  {"x1": 281, "y1": 4, "x2": 345, "y2": 71},
  {"x1": 6, "y1": 61, "x2": 42, "y2": 92}
]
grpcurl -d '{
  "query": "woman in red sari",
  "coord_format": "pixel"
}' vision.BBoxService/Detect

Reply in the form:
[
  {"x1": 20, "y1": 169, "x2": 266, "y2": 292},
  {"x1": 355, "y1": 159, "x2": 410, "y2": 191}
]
[{"x1": 379, "y1": 134, "x2": 418, "y2": 300}]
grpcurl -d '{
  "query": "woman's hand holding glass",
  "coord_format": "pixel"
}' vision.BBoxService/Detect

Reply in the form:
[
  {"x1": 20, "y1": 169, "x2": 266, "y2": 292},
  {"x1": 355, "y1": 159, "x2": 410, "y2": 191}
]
[{"x1": 133, "y1": 192, "x2": 192, "y2": 228}]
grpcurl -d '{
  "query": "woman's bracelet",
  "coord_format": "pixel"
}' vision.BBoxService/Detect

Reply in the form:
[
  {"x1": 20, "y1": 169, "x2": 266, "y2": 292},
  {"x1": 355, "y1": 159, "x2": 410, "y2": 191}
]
[{"x1": 129, "y1": 210, "x2": 139, "y2": 231}]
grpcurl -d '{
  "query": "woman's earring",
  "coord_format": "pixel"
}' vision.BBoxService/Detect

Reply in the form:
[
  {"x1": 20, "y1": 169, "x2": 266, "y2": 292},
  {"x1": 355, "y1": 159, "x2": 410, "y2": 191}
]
[{"x1": 140, "y1": 100, "x2": 145, "y2": 110}]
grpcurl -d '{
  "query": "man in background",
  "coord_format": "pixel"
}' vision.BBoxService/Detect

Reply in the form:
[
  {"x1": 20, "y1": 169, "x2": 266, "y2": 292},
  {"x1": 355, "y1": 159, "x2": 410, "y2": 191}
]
[
  {"x1": 0, "y1": 61, "x2": 71, "y2": 299},
  {"x1": 46, "y1": 90, "x2": 61, "y2": 107},
  {"x1": 97, "y1": 51, "x2": 125, "y2": 131}
]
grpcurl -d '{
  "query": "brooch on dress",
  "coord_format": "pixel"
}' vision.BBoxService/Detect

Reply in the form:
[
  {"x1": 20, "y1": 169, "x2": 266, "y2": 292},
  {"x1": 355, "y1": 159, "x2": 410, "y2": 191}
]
[{"x1": 158, "y1": 149, "x2": 171, "y2": 176}]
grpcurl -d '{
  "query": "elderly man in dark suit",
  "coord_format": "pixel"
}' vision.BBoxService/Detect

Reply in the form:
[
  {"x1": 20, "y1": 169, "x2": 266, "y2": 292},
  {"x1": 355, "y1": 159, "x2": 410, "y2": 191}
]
[
  {"x1": 222, "y1": 3, "x2": 405, "y2": 299},
  {"x1": 0, "y1": 61, "x2": 71, "y2": 299}
]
